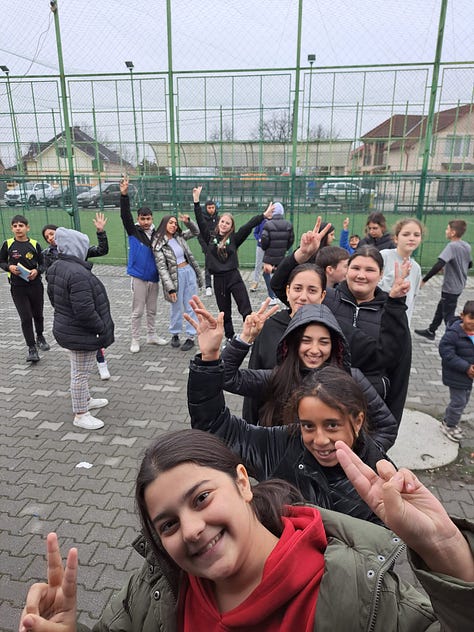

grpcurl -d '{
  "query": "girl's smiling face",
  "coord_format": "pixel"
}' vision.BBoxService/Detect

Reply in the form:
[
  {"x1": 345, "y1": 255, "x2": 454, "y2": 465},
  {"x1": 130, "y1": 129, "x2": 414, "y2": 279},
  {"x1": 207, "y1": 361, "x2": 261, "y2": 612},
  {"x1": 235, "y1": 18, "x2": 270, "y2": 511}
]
[
  {"x1": 286, "y1": 270, "x2": 326, "y2": 316},
  {"x1": 346, "y1": 255, "x2": 382, "y2": 303},
  {"x1": 395, "y1": 221, "x2": 422, "y2": 257},
  {"x1": 218, "y1": 214, "x2": 234, "y2": 234},
  {"x1": 166, "y1": 217, "x2": 178, "y2": 236},
  {"x1": 144, "y1": 463, "x2": 258, "y2": 583},
  {"x1": 298, "y1": 324, "x2": 332, "y2": 369},
  {"x1": 298, "y1": 397, "x2": 363, "y2": 467}
]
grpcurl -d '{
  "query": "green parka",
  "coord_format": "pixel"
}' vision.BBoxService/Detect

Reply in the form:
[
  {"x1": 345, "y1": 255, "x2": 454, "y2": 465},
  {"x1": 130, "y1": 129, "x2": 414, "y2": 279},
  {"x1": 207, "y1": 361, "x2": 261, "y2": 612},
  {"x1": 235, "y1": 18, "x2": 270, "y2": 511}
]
[{"x1": 78, "y1": 508, "x2": 474, "y2": 632}]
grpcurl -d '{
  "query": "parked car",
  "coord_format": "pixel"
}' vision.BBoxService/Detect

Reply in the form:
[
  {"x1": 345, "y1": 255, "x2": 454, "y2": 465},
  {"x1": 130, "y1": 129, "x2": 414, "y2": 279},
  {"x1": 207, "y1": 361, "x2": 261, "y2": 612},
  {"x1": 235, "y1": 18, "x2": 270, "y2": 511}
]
[
  {"x1": 4, "y1": 182, "x2": 55, "y2": 206},
  {"x1": 76, "y1": 181, "x2": 137, "y2": 208},
  {"x1": 319, "y1": 181, "x2": 376, "y2": 203},
  {"x1": 45, "y1": 184, "x2": 92, "y2": 207}
]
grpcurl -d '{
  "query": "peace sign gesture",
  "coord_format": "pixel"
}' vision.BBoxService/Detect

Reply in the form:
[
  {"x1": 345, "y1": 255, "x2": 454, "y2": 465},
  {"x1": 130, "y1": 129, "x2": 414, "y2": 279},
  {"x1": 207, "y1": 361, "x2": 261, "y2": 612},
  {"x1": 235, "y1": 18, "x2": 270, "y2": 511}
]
[
  {"x1": 19, "y1": 533, "x2": 77, "y2": 632},
  {"x1": 388, "y1": 260, "x2": 411, "y2": 299},
  {"x1": 240, "y1": 298, "x2": 280, "y2": 344},
  {"x1": 295, "y1": 216, "x2": 333, "y2": 263}
]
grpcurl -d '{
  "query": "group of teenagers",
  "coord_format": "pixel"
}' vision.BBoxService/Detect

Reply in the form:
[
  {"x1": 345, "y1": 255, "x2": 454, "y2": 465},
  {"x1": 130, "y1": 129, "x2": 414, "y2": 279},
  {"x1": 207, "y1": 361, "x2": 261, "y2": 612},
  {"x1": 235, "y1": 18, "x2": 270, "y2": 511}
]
[{"x1": 15, "y1": 191, "x2": 474, "y2": 630}]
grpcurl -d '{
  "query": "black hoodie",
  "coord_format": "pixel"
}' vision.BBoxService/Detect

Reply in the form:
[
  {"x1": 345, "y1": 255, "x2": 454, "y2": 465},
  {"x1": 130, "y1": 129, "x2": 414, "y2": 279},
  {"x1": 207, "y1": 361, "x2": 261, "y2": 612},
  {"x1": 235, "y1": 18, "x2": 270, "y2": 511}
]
[{"x1": 223, "y1": 304, "x2": 397, "y2": 450}]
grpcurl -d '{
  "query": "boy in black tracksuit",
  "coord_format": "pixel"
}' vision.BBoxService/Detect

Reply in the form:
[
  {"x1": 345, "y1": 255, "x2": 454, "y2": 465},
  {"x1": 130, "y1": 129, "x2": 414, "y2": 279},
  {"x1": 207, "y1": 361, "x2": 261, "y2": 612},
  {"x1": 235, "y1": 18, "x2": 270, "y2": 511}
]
[{"x1": 0, "y1": 214, "x2": 50, "y2": 362}]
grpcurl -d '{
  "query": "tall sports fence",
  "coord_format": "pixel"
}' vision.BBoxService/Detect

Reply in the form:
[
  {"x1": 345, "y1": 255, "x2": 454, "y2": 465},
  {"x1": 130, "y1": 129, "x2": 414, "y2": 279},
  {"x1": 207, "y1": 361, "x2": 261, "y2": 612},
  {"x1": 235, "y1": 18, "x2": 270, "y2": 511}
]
[{"x1": 0, "y1": 61, "x2": 473, "y2": 267}]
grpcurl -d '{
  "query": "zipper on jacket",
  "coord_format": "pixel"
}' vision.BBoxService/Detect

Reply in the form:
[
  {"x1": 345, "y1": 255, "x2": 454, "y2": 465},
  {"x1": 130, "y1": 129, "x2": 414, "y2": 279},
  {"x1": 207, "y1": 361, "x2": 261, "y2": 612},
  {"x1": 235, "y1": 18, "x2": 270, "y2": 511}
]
[{"x1": 367, "y1": 540, "x2": 406, "y2": 631}]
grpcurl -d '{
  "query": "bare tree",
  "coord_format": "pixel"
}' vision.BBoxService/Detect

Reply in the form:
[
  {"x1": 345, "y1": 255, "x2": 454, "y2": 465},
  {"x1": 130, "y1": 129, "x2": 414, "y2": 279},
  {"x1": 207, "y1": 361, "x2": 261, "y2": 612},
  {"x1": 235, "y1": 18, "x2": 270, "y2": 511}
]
[
  {"x1": 308, "y1": 123, "x2": 340, "y2": 140},
  {"x1": 252, "y1": 111, "x2": 292, "y2": 142},
  {"x1": 209, "y1": 123, "x2": 234, "y2": 142}
]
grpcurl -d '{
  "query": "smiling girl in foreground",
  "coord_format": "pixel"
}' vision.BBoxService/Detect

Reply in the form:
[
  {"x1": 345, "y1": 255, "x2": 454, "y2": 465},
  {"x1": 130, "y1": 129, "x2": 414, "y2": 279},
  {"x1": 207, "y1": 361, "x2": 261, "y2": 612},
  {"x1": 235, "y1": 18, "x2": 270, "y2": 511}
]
[{"x1": 19, "y1": 429, "x2": 474, "y2": 631}]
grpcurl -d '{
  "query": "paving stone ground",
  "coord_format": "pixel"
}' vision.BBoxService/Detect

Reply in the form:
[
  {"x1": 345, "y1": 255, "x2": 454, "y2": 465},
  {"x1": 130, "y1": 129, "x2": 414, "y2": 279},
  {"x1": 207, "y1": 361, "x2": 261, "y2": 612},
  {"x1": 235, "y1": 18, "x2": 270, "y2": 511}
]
[{"x1": 1, "y1": 267, "x2": 473, "y2": 631}]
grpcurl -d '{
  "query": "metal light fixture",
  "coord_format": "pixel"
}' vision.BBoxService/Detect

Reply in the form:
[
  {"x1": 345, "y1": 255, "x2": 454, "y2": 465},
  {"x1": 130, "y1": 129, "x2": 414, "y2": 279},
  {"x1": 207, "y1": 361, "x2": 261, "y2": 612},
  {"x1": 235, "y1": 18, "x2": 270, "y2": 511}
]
[
  {"x1": 0, "y1": 65, "x2": 10, "y2": 74},
  {"x1": 125, "y1": 61, "x2": 134, "y2": 70},
  {"x1": 307, "y1": 54, "x2": 316, "y2": 66}
]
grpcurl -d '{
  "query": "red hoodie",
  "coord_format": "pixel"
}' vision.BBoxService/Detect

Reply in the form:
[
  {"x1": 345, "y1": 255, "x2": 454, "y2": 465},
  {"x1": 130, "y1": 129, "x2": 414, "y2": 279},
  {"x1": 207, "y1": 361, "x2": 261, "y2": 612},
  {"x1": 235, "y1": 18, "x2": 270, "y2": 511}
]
[{"x1": 180, "y1": 505, "x2": 327, "y2": 631}]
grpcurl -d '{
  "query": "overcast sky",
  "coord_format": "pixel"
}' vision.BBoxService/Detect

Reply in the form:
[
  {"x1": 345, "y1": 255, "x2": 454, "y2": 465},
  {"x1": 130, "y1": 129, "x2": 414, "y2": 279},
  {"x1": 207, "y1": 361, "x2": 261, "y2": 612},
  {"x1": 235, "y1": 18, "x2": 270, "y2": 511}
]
[{"x1": 1, "y1": 0, "x2": 473, "y2": 76}]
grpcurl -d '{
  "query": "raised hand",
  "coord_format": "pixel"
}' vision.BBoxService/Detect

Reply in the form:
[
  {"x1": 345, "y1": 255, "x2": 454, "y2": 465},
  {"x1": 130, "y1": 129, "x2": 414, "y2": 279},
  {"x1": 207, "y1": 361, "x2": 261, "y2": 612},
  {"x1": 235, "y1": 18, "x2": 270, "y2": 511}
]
[
  {"x1": 92, "y1": 212, "x2": 107, "y2": 232},
  {"x1": 184, "y1": 295, "x2": 224, "y2": 360},
  {"x1": 19, "y1": 533, "x2": 77, "y2": 632},
  {"x1": 119, "y1": 175, "x2": 129, "y2": 196},
  {"x1": 192, "y1": 186, "x2": 203, "y2": 203},
  {"x1": 343, "y1": 217, "x2": 350, "y2": 231},
  {"x1": 240, "y1": 298, "x2": 280, "y2": 344},
  {"x1": 336, "y1": 441, "x2": 474, "y2": 582},
  {"x1": 179, "y1": 213, "x2": 190, "y2": 223},
  {"x1": 295, "y1": 216, "x2": 333, "y2": 263},
  {"x1": 263, "y1": 201, "x2": 275, "y2": 219},
  {"x1": 388, "y1": 261, "x2": 411, "y2": 299}
]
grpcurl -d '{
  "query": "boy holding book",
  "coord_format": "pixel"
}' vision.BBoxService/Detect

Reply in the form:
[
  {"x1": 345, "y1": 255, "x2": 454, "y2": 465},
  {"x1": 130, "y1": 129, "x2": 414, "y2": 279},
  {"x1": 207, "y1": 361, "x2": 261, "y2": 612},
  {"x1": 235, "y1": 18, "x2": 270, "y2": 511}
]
[{"x1": 0, "y1": 214, "x2": 50, "y2": 362}]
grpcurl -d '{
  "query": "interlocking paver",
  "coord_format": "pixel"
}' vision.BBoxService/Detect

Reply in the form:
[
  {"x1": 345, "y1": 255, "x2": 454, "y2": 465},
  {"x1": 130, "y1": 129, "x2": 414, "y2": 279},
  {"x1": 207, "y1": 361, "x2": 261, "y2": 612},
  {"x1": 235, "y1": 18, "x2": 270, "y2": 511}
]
[{"x1": 1, "y1": 265, "x2": 472, "y2": 632}]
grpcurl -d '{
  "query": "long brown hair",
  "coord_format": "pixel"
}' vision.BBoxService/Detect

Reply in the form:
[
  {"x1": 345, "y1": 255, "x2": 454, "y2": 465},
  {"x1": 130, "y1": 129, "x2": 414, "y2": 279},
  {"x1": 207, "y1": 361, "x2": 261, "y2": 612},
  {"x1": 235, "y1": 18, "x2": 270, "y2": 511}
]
[{"x1": 135, "y1": 430, "x2": 303, "y2": 562}]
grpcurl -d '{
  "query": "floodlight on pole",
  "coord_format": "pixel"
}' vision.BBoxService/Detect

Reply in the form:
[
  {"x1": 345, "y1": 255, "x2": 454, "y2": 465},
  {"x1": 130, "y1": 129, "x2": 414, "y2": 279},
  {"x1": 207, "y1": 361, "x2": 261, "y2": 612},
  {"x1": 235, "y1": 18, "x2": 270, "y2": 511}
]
[
  {"x1": 305, "y1": 54, "x2": 316, "y2": 172},
  {"x1": 1, "y1": 64, "x2": 23, "y2": 178},
  {"x1": 0, "y1": 65, "x2": 9, "y2": 74},
  {"x1": 125, "y1": 61, "x2": 139, "y2": 167}
]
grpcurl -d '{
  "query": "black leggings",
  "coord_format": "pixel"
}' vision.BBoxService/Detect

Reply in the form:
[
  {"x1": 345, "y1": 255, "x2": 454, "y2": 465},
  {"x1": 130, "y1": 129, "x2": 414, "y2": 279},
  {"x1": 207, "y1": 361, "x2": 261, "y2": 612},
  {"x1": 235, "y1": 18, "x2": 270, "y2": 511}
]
[
  {"x1": 213, "y1": 269, "x2": 252, "y2": 339},
  {"x1": 10, "y1": 282, "x2": 44, "y2": 347}
]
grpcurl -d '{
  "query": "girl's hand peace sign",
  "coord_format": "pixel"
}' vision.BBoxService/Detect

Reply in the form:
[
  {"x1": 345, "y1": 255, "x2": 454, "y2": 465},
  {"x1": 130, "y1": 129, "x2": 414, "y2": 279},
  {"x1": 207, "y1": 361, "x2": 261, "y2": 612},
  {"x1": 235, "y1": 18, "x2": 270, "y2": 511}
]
[
  {"x1": 185, "y1": 295, "x2": 224, "y2": 361},
  {"x1": 19, "y1": 532, "x2": 77, "y2": 632},
  {"x1": 240, "y1": 298, "x2": 280, "y2": 344}
]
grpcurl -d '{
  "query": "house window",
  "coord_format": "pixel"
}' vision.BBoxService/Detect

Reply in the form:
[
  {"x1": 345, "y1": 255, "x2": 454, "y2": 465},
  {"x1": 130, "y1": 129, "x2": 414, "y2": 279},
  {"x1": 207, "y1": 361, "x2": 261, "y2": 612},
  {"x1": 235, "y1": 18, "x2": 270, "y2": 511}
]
[
  {"x1": 444, "y1": 135, "x2": 471, "y2": 158},
  {"x1": 363, "y1": 145, "x2": 372, "y2": 166},
  {"x1": 56, "y1": 146, "x2": 73, "y2": 159}
]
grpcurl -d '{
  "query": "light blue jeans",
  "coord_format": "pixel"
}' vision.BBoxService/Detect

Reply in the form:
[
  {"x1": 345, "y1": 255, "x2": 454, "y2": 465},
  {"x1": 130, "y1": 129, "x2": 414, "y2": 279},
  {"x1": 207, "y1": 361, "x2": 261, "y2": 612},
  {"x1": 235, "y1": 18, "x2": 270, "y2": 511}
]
[{"x1": 169, "y1": 264, "x2": 198, "y2": 338}]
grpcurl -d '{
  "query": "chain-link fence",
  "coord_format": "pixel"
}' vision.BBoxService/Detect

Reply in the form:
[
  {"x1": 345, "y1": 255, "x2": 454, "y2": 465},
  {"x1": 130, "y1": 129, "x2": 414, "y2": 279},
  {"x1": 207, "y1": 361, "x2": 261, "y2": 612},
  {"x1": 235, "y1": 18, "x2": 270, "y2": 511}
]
[{"x1": 0, "y1": 1, "x2": 472, "y2": 267}]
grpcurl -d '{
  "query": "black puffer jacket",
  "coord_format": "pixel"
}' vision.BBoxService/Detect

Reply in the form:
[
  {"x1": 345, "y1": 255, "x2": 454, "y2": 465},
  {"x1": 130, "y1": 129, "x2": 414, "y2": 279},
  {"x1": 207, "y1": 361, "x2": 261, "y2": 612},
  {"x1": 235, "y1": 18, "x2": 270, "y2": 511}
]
[
  {"x1": 271, "y1": 253, "x2": 411, "y2": 424},
  {"x1": 358, "y1": 232, "x2": 395, "y2": 251},
  {"x1": 261, "y1": 216, "x2": 294, "y2": 266},
  {"x1": 223, "y1": 304, "x2": 398, "y2": 450},
  {"x1": 189, "y1": 357, "x2": 386, "y2": 524},
  {"x1": 46, "y1": 256, "x2": 114, "y2": 351},
  {"x1": 439, "y1": 318, "x2": 474, "y2": 390}
]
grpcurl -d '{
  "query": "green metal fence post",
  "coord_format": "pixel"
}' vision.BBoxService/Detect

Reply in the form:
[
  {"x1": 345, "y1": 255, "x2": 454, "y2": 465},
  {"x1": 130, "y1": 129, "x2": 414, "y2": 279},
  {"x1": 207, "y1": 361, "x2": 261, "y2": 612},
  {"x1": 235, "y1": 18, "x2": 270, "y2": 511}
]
[
  {"x1": 289, "y1": 0, "x2": 304, "y2": 222},
  {"x1": 416, "y1": 0, "x2": 448, "y2": 219},
  {"x1": 166, "y1": 0, "x2": 177, "y2": 207},
  {"x1": 50, "y1": 0, "x2": 80, "y2": 230}
]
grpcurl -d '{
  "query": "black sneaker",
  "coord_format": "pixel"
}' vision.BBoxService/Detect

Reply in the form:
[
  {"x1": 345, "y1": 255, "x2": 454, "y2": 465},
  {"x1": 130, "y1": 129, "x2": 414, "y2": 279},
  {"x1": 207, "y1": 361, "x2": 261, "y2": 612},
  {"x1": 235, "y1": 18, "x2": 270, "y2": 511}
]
[
  {"x1": 36, "y1": 335, "x2": 50, "y2": 351},
  {"x1": 414, "y1": 328, "x2": 435, "y2": 341},
  {"x1": 181, "y1": 338, "x2": 195, "y2": 352},
  {"x1": 26, "y1": 345, "x2": 40, "y2": 363},
  {"x1": 171, "y1": 334, "x2": 181, "y2": 348}
]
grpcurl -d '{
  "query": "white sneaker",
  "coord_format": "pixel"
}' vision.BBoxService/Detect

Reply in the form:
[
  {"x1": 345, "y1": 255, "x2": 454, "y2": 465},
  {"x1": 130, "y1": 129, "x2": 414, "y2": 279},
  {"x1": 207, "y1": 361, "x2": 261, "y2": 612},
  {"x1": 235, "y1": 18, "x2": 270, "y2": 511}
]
[
  {"x1": 97, "y1": 361, "x2": 110, "y2": 380},
  {"x1": 130, "y1": 339, "x2": 140, "y2": 353},
  {"x1": 146, "y1": 334, "x2": 168, "y2": 345},
  {"x1": 73, "y1": 412, "x2": 104, "y2": 430},
  {"x1": 88, "y1": 398, "x2": 109, "y2": 410},
  {"x1": 205, "y1": 287, "x2": 212, "y2": 296},
  {"x1": 268, "y1": 298, "x2": 280, "y2": 306}
]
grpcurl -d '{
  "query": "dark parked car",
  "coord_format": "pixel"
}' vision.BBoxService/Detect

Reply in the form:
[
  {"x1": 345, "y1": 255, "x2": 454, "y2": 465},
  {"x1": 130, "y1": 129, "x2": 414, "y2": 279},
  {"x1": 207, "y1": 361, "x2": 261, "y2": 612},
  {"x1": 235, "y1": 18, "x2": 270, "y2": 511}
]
[
  {"x1": 45, "y1": 184, "x2": 92, "y2": 206},
  {"x1": 76, "y1": 181, "x2": 136, "y2": 208}
]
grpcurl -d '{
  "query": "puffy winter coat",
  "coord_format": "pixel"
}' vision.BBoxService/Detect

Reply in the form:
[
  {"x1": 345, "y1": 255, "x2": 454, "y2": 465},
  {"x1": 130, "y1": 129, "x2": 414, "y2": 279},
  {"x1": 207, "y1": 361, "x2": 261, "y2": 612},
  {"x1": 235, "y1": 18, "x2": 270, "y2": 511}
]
[
  {"x1": 46, "y1": 256, "x2": 114, "y2": 351},
  {"x1": 439, "y1": 318, "x2": 474, "y2": 390},
  {"x1": 260, "y1": 216, "x2": 294, "y2": 266},
  {"x1": 223, "y1": 304, "x2": 398, "y2": 450},
  {"x1": 75, "y1": 513, "x2": 474, "y2": 632},
  {"x1": 152, "y1": 220, "x2": 203, "y2": 302},
  {"x1": 189, "y1": 356, "x2": 388, "y2": 523}
]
